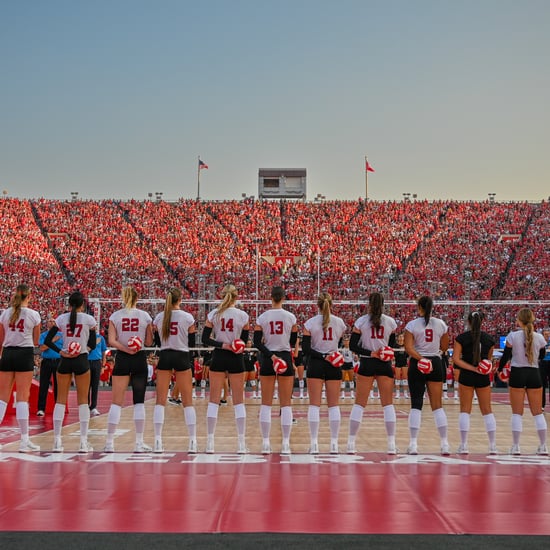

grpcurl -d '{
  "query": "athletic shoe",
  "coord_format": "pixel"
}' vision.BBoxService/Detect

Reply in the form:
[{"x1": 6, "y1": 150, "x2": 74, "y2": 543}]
[
  {"x1": 237, "y1": 440, "x2": 248, "y2": 454},
  {"x1": 52, "y1": 438, "x2": 64, "y2": 453},
  {"x1": 340, "y1": 392, "x2": 345, "y2": 399},
  {"x1": 205, "y1": 436, "x2": 215, "y2": 454},
  {"x1": 394, "y1": 392, "x2": 400, "y2": 399},
  {"x1": 536, "y1": 444, "x2": 549, "y2": 456},
  {"x1": 261, "y1": 441, "x2": 272, "y2": 454},
  {"x1": 36, "y1": 410, "x2": 45, "y2": 417},
  {"x1": 281, "y1": 442, "x2": 291, "y2": 455},
  {"x1": 441, "y1": 443, "x2": 451, "y2": 456},
  {"x1": 403, "y1": 392, "x2": 409, "y2": 399},
  {"x1": 154, "y1": 439, "x2": 164, "y2": 454},
  {"x1": 407, "y1": 443, "x2": 418, "y2": 455},
  {"x1": 188, "y1": 439, "x2": 198, "y2": 454},
  {"x1": 19, "y1": 440, "x2": 40, "y2": 453},
  {"x1": 346, "y1": 440, "x2": 357, "y2": 455},
  {"x1": 134, "y1": 442, "x2": 152, "y2": 453},
  {"x1": 79, "y1": 440, "x2": 93, "y2": 453},
  {"x1": 488, "y1": 443, "x2": 498, "y2": 455},
  {"x1": 309, "y1": 441, "x2": 319, "y2": 455},
  {"x1": 387, "y1": 442, "x2": 397, "y2": 455},
  {"x1": 103, "y1": 442, "x2": 115, "y2": 453},
  {"x1": 457, "y1": 444, "x2": 469, "y2": 455},
  {"x1": 168, "y1": 398, "x2": 179, "y2": 405},
  {"x1": 510, "y1": 444, "x2": 521, "y2": 455},
  {"x1": 90, "y1": 408, "x2": 101, "y2": 417},
  {"x1": 330, "y1": 440, "x2": 339, "y2": 454}
]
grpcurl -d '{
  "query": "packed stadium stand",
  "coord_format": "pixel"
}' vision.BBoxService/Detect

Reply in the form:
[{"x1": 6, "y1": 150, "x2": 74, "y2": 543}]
[{"x1": 0, "y1": 197, "x2": 548, "y2": 340}]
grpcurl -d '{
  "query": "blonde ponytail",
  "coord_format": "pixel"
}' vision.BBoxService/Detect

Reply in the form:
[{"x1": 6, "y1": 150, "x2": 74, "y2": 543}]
[{"x1": 162, "y1": 288, "x2": 181, "y2": 340}]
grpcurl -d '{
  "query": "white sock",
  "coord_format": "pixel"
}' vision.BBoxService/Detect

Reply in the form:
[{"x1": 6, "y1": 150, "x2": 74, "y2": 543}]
[{"x1": 154, "y1": 404, "x2": 165, "y2": 438}]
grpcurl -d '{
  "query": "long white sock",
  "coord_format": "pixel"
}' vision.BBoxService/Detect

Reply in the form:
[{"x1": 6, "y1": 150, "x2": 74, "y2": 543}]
[
  {"x1": 53, "y1": 403, "x2": 66, "y2": 438},
  {"x1": 0, "y1": 399, "x2": 7, "y2": 424},
  {"x1": 106, "y1": 404, "x2": 121, "y2": 443},
  {"x1": 348, "y1": 404, "x2": 364, "y2": 440},
  {"x1": 16, "y1": 401, "x2": 29, "y2": 442},
  {"x1": 308, "y1": 405, "x2": 320, "y2": 442},
  {"x1": 259, "y1": 404, "x2": 272, "y2": 440},
  {"x1": 134, "y1": 403, "x2": 146, "y2": 444},
  {"x1": 234, "y1": 403, "x2": 246, "y2": 438},
  {"x1": 433, "y1": 407, "x2": 448, "y2": 445},
  {"x1": 184, "y1": 406, "x2": 197, "y2": 438},
  {"x1": 154, "y1": 404, "x2": 165, "y2": 438},
  {"x1": 408, "y1": 408, "x2": 422, "y2": 443},
  {"x1": 511, "y1": 414, "x2": 522, "y2": 446},
  {"x1": 79, "y1": 404, "x2": 90, "y2": 442},
  {"x1": 459, "y1": 412, "x2": 470, "y2": 445},
  {"x1": 328, "y1": 406, "x2": 341, "y2": 441},
  {"x1": 280, "y1": 406, "x2": 293, "y2": 441},
  {"x1": 206, "y1": 402, "x2": 219, "y2": 436},
  {"x1": 483, "y1": 413, "x2": 496, "y2": 446},
  {"x1": 383, "y1": 404, "x2": 396, "y2": 443},
  {"x1": 534, "y1": 413, "x2": 547, "y2": 445}
]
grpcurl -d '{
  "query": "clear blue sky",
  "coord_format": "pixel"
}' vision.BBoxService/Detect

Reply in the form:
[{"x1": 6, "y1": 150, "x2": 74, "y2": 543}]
[{"x1": 1, "y1": 0, "x2": 549, "y2": 202}]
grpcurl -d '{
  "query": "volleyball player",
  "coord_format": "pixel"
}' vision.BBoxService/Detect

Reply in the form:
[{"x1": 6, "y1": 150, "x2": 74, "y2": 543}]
[
  {"x1": 302, "y1": 292, "x2": 347, "y2": 454},
  {"x1": 0, "y1": 284, "x2": 41, "y2": 452},
  {"x1": 45, "y1": 291, "x2": 97, "y2": 453},
  {"x1": 347, "y1": 292, "x2": 398, "y2": 454},
  {"x1": 392, "y1": 333, "x2": 409, "y2": 399},
  {"x1": 340, "y1": 337, "x2": 355, "y2": 399},
  {"x1": 453, "y1": 311, "x2": 498, "y2": 454},
  {"x1": 293, "y1": 335, "x2": 307, "y2": 399},
  {"x1": 404, "y1": 295, "x2": 450, "y2": 455},
  {"x1": 498, "y1": 308, "x2": 547, "y2": 455},
  {"x1": 201, "y1": 284, "x2": 250, "y2": 454},
  {"x1": 104, "y1": 286, "x2": 153, "y2": 453},
  {"x1": 254, "y1": 286, "x2": 298, "y2": 454},
  {"x1": 152, "y1": 288, "x2": 197, "y2": 453}
]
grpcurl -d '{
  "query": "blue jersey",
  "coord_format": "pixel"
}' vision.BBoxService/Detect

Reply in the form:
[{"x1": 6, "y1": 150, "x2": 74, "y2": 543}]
[
  {"x1": 88, "y1": 333, "x2": 107, "y2": 361},
  {"x1": 40, "y1": 330, "x2": 62, "y2": 359}
]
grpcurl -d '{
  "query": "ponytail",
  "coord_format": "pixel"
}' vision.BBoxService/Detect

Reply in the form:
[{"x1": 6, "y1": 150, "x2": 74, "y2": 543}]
[
  {"x1": 217, "y1": 284, "x2": 238, "y2": 318},
  {"x1": 418, "y1": 295, "x2": 433, "y2": 326},
  {"x1": 368, "y1": 292, "x2": 384, "y2": 329},
  {"x1": 10, "y1": 284, "x2": 30, "y2": 325},
  {"x1": 518, "y1": 308, "x2": 535, "y2": 364},
  {"x1": 468, "y1": 311, "x2": 483, "y2": 365},
  {"x1": 121, "y1": 286, "x2": 138, "y2": 309},
  {"x1": 162, "y1": 288, "x2": 181, "y2": 340},
  {"x1": 317, "y1": 292, "x2": 332, "y2": 330},
  {"x1": 68, "y1": 291, "x2": 85, "y2": 334}
]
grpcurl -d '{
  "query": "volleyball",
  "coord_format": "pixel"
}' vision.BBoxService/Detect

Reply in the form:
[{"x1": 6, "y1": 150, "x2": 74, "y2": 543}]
[
  {"x1": 327, "y1": 351, "x2": 345, "y2": 367},
  {"x1": 499, "y1": 364, "x2": 511, "y2": 382},
  {"x1": 272, "y1": 357, "x2": 288, "y2": 374},
  {"x1": 378, "y1": 346, "x2": 395, "y2": 362},
  {"x1": 127, "y1": 336, "x2": 143, "y2": 352},
  {"x1": 477, "y1": 359, "x2": 492, "y2": 375},
  {"x1": 417, "y1": 358, "x2": 433, "y2": 374},
  {"x1": 68, "y1": 341, "x2": 81, "y2": 355},
  {"x1": 230, "y1": 339, "x2": 246, "y2": 353}
]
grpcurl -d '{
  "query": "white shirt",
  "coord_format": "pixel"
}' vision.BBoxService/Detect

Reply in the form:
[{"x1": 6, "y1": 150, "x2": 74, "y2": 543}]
[
  {"x1": 207, "y1": 306, "x2": 249, "y2": 345},
  {"x1": 304, "y1": 314, "x2": 347, "y2": 354},
  {"x1": 55, "y1": 311, "x2": 97, "y2": 354},
  {"x1": 255, "y1": 308, "x2": 297, "y2": 352},
  {"x1": 0, "y1": 307, "x2": 41, "y2": 347},
  {"x1": 506, "y1": 329, "x2": 546, "y2": 368},
  {"x1": 405, "y1": 316, "x2": 448, "y2": 356},
  {"x1": 153, "y1": 309, "x2": 195, "y2": 351},
  {"x1": 109, "y1": 308, "x2": 152, "y2": 344},
  {"x1": 354, "y1": 313, "x2": 397, "y2": 351}
]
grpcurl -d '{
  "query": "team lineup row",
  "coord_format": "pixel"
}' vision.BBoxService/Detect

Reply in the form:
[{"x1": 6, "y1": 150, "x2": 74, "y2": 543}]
[{"x1": 0, "y1": 283, "x2": 548, "y2": 456}]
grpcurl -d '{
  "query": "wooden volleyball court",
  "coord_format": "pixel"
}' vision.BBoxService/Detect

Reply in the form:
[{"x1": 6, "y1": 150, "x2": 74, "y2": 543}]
[{"x1": 0, "y1": 388, "x2": 549, "y2": 536}]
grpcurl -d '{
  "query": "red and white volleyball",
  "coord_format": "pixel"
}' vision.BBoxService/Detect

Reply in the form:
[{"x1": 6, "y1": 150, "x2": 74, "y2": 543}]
[
  {"x1": 327, "y1": 351, "x2": 345, "y2": 367},
  {"x1": 477, "y1": 359, "x2": 492, "y2": 375},
  {"x1": 272, "y1": 357, "x2": 288, "y2": 374},
  {"x1": 499, "y1": 364, "x2": 511, "y2": 382},
  {"x1": 68, "y1": 341, "x2": 81, "y2": 355},
  {"x1": 230, "y1": 339, "x2": 245, "y2": 353},
  {"x1": 127, "y1": 336, "x2": 143, "y2": 352},
  {"x1": 378, "y1": 346, "x2": 395, "y2": 362},
  {"x1": 417, "y1": 358, "x2": 433, "y2": 374}
]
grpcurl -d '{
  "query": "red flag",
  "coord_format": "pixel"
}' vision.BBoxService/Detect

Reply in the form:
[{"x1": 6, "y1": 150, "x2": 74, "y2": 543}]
[
  {"x1": 365, "y1": 160, "x2": 375, "y2": 172},
  {"x1": 199, "y1": 159, "x2": 208, "y2": 170}
]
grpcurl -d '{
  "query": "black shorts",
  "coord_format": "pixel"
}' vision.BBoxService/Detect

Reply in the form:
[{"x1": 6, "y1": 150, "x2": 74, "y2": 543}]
[
  {"x1": 58, "y1": 354, "x2": 90, "y2": 376},
  {"x1": 509, "y1": 366, "x2": 542, "y2": 389},
  {"x1": 306, "y1": 356, "x2": 342, "y2": 381},
  {"x1": 112, "y1": 350, "x2": 148, "y2": 377},
  {"x1": 210, "y1": 348, "x2": 245, "y2": 374},
  {"x1": 156, "y1": 349, "x2": 192, "y2": 372},
  {"x1": 409, "y1": 356, "x2": 444, "y2": 382},
  {"x1": 459, "y1": 368, "x2": 491, "y2": 388},
  {"x1": 0, "y1": 347, "x2": 34, "y2": 373},
  {"x1": 357, "y1": 357, "x2": 394, "y2": 378},
  {"x1": 341, "y1": 362, "x2": 354, "y2": 371},
  {"x1": 259, "y1": 350, "x2": 294, "y2": 377}
]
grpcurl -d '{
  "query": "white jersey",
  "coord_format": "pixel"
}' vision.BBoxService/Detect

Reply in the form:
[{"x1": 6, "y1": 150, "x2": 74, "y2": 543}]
[
  {"x1": 341, "y1": 347, "x2": 354, "y2": 363},
  {"x1": 354, "y1": 313, "x2": 397, "y2": 351},
  {"x1": 304, "y1": 314, "x2": 347, "y2": 354},
  {"x1": 255, "y1": 308, "x2": 297, "y2": 352},
  {"x1": 207, "y1": 306, "x2": 249, "y2": 345},
  {"x1": 153, "y1": 309, "x2": 195, "y2": 351},
  {"x1": 0, "y1": 307, "x2": 41, "y2": 347},
  {"x1": 405, "y1": 316, "x2": 448, "y2": 356},
  {"x1": 55, "y1": 311, "x2": 97, "y2": 354},
  {"x1": 506, "y1": 329, "x2": 546, "y2": 368},
  {"x1": 109, "y1": 308, "x2": 152, "y2": 344}
]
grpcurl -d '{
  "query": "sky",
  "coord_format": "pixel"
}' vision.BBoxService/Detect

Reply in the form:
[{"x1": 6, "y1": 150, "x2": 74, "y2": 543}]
[{"x1": 1, "y1": 0, "x2": 549, "y2": 202}]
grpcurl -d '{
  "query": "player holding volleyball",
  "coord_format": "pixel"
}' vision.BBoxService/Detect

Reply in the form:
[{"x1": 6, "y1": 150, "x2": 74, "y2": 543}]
[
  {"x1": 347, "y1": 292, "x2": 398, "y2": 454},
  {"x1": 302, "y1": 292, "x2": 347, "y2": 454},
  {"x1": 0, "y1": 284, "x2": 42, "y2": 453},
  {"x1": 453, "y1": 311, "x2": 498, "y2": 454},
  {"x1": 104, "y1": 286, "x2": 153, "y2": 453},
  {"x1": 254, "y1": 286, "x2": 298, "y2": 455},
  {"x1": 45, "y1": 291, "x2": 97, "y2": 453},
  {"x1": 201, "y1": 284, "x2": 250, "y2": 454},
  {"x1": 498, "y1": 307, "x2": 548, "y2": 455},
  {"x1": 152, "y1": 288, "x2": 197, "y2": 453},
  {"x1": 404, "y1": 295, "x2": 450, "y2": 455}
]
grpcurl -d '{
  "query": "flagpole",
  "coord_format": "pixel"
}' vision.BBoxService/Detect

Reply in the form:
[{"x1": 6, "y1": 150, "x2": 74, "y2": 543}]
[
  {"x1": 197, "y1": 156, "x2": 201, "y2": 200},
  {"x1": 365, "y1": 155, "x2": 368, "y2": 200}
]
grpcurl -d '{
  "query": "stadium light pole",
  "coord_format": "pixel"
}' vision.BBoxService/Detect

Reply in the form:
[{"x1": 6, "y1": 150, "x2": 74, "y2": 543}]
[{"x1": 488, "y1": 193, "x2": 496, "y2": 203}]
